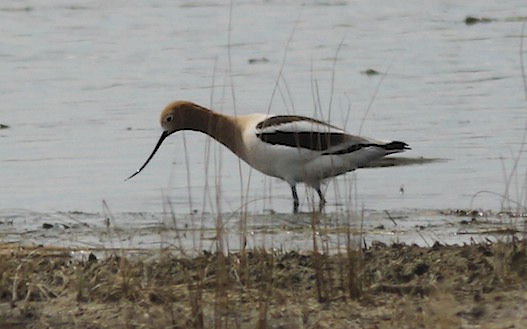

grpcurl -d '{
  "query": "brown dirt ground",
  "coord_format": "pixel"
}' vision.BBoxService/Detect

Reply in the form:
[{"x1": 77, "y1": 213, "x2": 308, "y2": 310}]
[{"x1": 0, "y1": 241, "x2": 526, "y2": 329}]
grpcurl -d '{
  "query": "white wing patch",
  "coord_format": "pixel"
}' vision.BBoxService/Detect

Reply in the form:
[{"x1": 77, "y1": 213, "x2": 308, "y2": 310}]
[{"x1": 256, "y1": 115, "x2": 344, "y2": 134}]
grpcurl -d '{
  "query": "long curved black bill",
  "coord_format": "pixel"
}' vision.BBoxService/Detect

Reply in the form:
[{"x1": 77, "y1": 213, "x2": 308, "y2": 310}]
[{"x1": 125, "y1": 131, "x2": 169, "y2": 181}]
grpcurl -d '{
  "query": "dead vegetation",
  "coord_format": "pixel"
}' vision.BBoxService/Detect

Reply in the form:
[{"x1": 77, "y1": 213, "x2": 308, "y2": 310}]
[{"x1": 0, "y1": 240, "x2": 526, "y2": 329}]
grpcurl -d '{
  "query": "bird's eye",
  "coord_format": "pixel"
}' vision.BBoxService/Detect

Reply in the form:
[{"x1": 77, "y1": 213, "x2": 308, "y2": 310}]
[{"x1": 166, "y1": 115, "x2": 173, "y2": 122}]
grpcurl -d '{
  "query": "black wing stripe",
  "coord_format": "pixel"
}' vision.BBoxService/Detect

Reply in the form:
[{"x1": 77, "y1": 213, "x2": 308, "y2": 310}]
[
  {"x1": 322, "y1": 143, "x2": 375, "y2": 155},
  {"x1": 321, "y1": 141, "x2": 410, "y2": 156},
  {"x1": 257, "y1": 131, "x2": 348, "y2": 151}
]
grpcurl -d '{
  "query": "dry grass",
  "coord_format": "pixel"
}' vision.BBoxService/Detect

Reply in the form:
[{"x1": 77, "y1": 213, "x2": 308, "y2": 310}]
[{"x1": 0, "y1": 240, "x2": 526, "y2": 329}]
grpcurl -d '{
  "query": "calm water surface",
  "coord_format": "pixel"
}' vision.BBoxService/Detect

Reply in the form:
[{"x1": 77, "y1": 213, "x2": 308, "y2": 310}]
[{"x1": 2, "y1": 1, "x2": 527, "y2": 219}]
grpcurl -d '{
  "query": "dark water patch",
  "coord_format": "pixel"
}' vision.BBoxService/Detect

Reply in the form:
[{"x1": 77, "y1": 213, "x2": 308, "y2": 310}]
[
  {"x1": 0, "y1": 6, "x2": 32, "y2": 12},
  {"x1": 248, "y1": 57, "x2": 270, "y2": 64},
  {"x1": 361, "y1": 68, "x2": 381, "y2": 76},
  {"x1": 65, "y1": 5, "x2": 92, "y2": 10},
  {"x1": 464, "y1": 15, "x2": 527, "y2": 25},
  {"x1": 465, "y1": 16, "x2": 496, "y2": 26}
]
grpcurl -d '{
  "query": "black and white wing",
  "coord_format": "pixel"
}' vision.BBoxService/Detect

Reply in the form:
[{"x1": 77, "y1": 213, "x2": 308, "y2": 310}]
[{"x1": 255, "y1": 115, "x2": 409, "y2": 155}]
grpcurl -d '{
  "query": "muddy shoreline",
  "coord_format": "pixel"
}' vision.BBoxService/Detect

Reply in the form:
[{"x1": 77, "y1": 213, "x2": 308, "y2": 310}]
[{"x1": 1, "y1": 209, "x2": 525, "y2": 252}]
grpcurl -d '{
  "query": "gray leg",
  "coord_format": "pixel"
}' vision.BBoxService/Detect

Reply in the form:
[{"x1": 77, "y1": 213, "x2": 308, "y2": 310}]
[
  {"x1": 291, "y1": 185, "x2": 299, "y2": 213},
  {"x1": 316, "y1": 187, "x2": 326, "y2": 211}
]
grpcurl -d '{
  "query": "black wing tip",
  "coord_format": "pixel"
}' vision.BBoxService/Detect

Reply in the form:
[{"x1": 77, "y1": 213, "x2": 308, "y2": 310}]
[{"x1": 384, "y1": 141, "x2": 411, "y2": 151}]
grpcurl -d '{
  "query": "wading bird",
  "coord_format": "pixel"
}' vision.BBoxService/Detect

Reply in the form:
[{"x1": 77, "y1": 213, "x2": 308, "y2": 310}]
[{"x1": 127, "y1": 101, "x2": 410, "y2": 213}]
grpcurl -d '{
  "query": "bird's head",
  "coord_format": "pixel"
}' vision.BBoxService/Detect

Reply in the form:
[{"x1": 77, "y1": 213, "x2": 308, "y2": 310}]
[{"x1": 126, "y1": 100, "x2": 201, "y2": 181}]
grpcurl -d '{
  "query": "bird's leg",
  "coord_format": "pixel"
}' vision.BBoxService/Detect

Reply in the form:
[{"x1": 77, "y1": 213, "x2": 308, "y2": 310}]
[
  {"x1": 291, "y1": 185, "x2": 299, "y2": 214},
  {"x1": 316, "y1": 187, "x2": 326, "y2": 212}
]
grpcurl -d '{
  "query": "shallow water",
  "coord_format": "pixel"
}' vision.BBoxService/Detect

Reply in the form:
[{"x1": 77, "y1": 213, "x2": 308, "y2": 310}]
[
  {"x1": 0, "y1": 209, "x2": 524, "y2": 252},
  {"x1": 1, "y1": 1, "x2": 527, "y2": 248}
]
